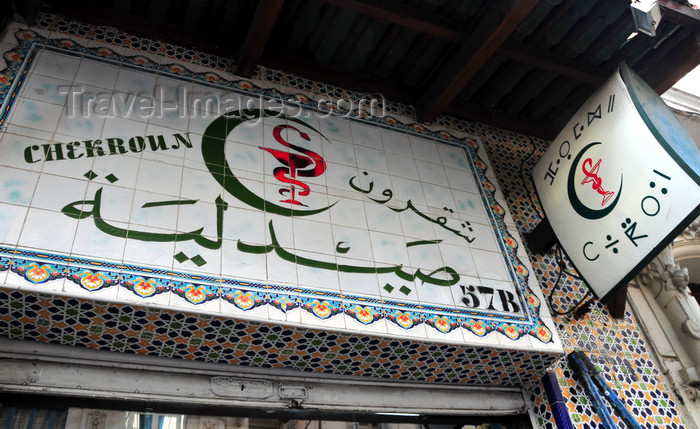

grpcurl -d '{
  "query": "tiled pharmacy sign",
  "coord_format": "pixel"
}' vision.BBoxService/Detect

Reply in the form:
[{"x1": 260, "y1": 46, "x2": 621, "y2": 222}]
[{"x1": 0, "y1": 29, "x2": 559, "y2": 352}]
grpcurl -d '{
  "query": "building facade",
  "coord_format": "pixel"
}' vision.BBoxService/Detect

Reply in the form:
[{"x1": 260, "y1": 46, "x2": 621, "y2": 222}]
[{"x1": 0, "y1": 11, "x2": 697, "y2": 429}]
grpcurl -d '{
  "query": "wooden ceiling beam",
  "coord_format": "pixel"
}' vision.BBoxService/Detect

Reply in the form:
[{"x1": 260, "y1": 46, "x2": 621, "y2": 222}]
[
  {"x1": 415, "y1": 0, "x2": 540, "y2": 123},
  {"x1": 658, "y1": 0, "x2": 700, "y2": 29},
  {"x1": 498, "y1": 40, "x2": 607, "y2": 86},
  {"x1": 234, "y1": 0, "x2": 285, "y2": 78},
  {"x1": 321, "y1": 0, "x2": 464, "y2": 41}
]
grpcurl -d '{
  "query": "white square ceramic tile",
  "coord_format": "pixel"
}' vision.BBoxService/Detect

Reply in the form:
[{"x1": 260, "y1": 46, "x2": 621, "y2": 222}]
[
  {"x1": 409, "y1": 135, "x2": 442, "y2": 163},
  {"x1": 319, "y1": 117, "x2": 352, "y2": 142},
  {"x1": 0, "y1": 167, "x2": 39, "y2": 206},
  {"x1": 188, "y1": 86, "x2": 230, "y2": 116},
  {"x1": 338, "y1": 271, "x2": 381, "y2": 297},
  {"x1": 55, "y1": 113, "x2": 106, "y2": 140},
  {"x1": 296, "y1": 263, "x2": 340, "y2": 291},
  {"x1": 220, "y1": 238, "x2": 267, "y2": 281},
  {"x1": 18, "y1": 207, "x2": 78, "y2": 253},
  {"x1": 0, "y1": 203, "x2": 28, "y2": 246},
  {"x1": 63, "y1": 83, "x2": 113, "y2": 117},
  {"x1": 439, "y1": 243, "x2": 478, "y2": 278},
  {"x1": 122, "y1": 238, "x2": 175, "y2": 270},
  {"x1": 348, "y1": 169, "x2": 392, "y2": 200},
  {"x1": 422, "y1": 182, "x2": 456, "y2": 211},
  {"x1": 71, "y1": 219, "x2": 127, "y2": 262},
  {"x1": 171, "y1": 199, "x2": 217, "y2": 239},
  {"x1": 32, "y1": 50, "x2": 80, "y2": 81},
  {"x1": 332, "y1": 225, "x2": 374, "y2": 264},
  {"x1": 450, "y1": 189, "x2": 488, "y2": 221},
  {"x1": 369, "y1": 230, "x2": 410, "y2": 266},
  {"x1": 148, "y1": 105, "x2": 190, "y2": 132},
  {"x1": 326, "y1": 166, "x2": 363, "y2": 200},
  {"x1": 134, "y1": 159, "x2": 183, "y2": 197},
  {"x1": 222, "y1": 177, "x2": 264, "y2": 210},
  {"x1": 322, "y1": 138, "x2": 359, "y2": 167},
  {"x1": 293, "y1": 218, "x2": 335, "y2": 254},
  {"x1": 30, "y1": 173, "x2": 88, "y2": 213},
  {"x1": 115, "y1": 67, "x2": 158, "y2": 97},
  {"x1": 397, "y1": 203, "x2": 438, "y2": 240},
  {"x1": 129, "y1": 190, "x2": 180, "y2": 231},
  {"x1": 386, "y1": 154, "x2": 418, "y2": 180},
  {"x1": 0, "y1": 133, "x2": 47, "y2": 171},
  {"x1": 107, "y1": 91, "x2": 155, "y2": 122},
  {"x1": 266, "y1": 251, "x2": 298, "y2": 286},
  {"x1": 101, "y1": 116, "x2": 149, "y2": 140},
  {"x1": 349, "y1": 122, "x2": 382, "y2": 149},
  {"x1": 406, "y1": 242, "x2": 445, "y2": 273},
  {"x1": 388, "y1": 177, "x2": 426, "y2": 207},
  {"x1": 415, "y1": 159, "x2": 448, "y2": 185},
  {"x1": 438, "y1": 144, "x2": 470, "y2": 171},
  {"x1": 74, "y1": 59, "x2": 120, "y2": 90},
  {"x1": 173, "y1": 241, "x2": 221, "y2": 276},
  {"x1": 328, "y1": 198, "x2": 368, "y2": 230},
  {"x1": 223, "y1": 139, "x2": 265, "y2": 174},
  {"x1": 471, "y1": 249, "x2": 510, "y2": 281},
  {"x1": 363, "y1": 202, "x2": 403, "y2": 234},
  {"x1": 22, "y1": 74, "x2": 73, "y2": 107},
  {"x1": 9, "y1": 98, "x2": 63, "y2": 132},
  {"x1": 445, "y1": 166, "x2": 479, "y2": 193},
  {"x1": 354, "y1": 145, "x2": 388, "y2": 173},
  {"x1": 380, "y1": 129, "x2": 411, "y2": 155},
  {"x1": 378, "y1": 274, "x2": 419, "y2": 303}
]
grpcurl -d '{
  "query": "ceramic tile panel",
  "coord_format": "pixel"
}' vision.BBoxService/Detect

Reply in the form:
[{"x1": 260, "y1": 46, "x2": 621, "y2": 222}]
[{"x1": 0, "y1": 28, "x2": 559, "y2": 356}]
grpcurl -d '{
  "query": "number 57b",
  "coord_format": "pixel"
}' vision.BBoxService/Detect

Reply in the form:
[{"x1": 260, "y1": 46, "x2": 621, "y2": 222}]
[{"x1": 459, "y1": 284, "x2": 520, "y2": 313}]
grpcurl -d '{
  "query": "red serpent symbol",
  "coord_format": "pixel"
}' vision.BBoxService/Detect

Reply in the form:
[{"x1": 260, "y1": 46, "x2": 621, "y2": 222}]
[
  {"x1": 259, "y1": 124, "x2": 326, "y2": 206},
  {"x1": 581, "y1": 158, "x2": 615, "y2": 206}
]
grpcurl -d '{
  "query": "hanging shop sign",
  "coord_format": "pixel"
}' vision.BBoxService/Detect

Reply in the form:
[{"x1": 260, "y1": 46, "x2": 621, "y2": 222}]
[{"x1": 533, "y1": 64, "x2": 700, "y2": 302}]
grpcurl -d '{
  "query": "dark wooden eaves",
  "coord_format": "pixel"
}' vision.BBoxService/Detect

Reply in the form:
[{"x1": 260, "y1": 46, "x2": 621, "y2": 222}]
[
  {"x1": 415, "y1": 0, "x2": 540, "y2": 123},
  {"x1": 234, "y1": 0, "x2": 285, "y2": 78}
]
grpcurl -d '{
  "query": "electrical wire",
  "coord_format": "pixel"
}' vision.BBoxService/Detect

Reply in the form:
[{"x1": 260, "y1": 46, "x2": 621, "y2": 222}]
[
  {"x1": 519, "y1": 138, "x2": 593, "y2": 317},
  {"x1": 548, "y1": 244, "x2": 594, "y2": 317}
]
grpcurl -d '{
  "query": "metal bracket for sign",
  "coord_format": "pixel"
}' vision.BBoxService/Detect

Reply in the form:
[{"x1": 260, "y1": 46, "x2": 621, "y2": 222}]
[
  {"x1": 524, "y1": 217, "x2": 557, "y2": 254},
  {"x1": 605, "y1": 285, "x2": 628, "y2": 319}
]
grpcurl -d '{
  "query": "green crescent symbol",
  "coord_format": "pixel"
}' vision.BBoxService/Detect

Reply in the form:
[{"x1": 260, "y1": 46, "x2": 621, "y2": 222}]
[
  {"x1": 567, "y1": 141, "x2": 623, "y2": 220},
  {"x1": 201, "y1": 108, "x2": 336, "y2": 217}
]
